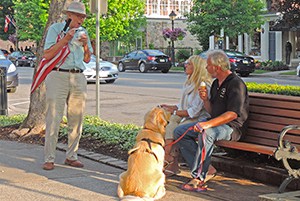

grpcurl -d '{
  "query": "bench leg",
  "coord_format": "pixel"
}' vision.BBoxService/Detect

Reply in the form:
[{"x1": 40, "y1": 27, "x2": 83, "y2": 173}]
[{"x1": 278, "y1": 176, "x2": 295, "y2": 193}]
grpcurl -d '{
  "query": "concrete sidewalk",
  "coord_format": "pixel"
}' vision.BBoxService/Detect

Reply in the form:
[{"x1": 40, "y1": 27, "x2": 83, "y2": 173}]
[{"x1": 1, "y1": 140, "x2": 297, "y2": 201}]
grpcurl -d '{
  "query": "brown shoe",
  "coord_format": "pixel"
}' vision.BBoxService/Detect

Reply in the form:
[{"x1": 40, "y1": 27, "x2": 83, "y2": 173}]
[
  {"x1": 64, "y1": 159, "x2": 84, "y2": 168},
  {"x1": 43, "y1": 162, "x2": 54, "y2": 170}
]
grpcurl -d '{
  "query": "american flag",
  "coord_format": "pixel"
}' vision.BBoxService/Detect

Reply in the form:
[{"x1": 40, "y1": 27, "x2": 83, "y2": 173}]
[
  {"x1": 30, "y1": 32, "x2": 70, "y2": 94},
  {"x1": 4, "y1": 15, "x2": 11, "y2": 32}
]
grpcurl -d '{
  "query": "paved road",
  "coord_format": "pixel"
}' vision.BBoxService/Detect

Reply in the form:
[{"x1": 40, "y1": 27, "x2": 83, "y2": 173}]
[{"x1": 7, "y1": 68, "x2": 300, "y2": 126}]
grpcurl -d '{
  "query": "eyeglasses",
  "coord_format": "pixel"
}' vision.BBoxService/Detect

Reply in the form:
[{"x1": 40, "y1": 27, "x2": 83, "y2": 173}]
[{"x1": 72, "y1": 13, "x2": 86, "y2": 20}]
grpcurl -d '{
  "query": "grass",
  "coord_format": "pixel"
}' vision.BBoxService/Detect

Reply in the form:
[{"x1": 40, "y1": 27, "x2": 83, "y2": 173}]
[
  {"x1": 170, "y1": 66, "x2": 184, "y2": 71},
  {"x1": 280, "y1": 70, "x2": 296, "y2": 75},
  {"x1": 253, "y1": 69, "x2": 267, "y2": 74}
]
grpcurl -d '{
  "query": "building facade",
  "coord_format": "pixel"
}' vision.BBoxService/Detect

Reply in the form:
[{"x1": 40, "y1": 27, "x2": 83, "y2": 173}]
[{"x1": 143, "y1": 0, "x2": 300, "y2": 66}]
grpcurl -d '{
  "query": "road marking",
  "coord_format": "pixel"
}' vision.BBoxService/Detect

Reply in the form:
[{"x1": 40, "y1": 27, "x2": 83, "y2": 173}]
[{"x1": 10, "y1": 101, "x2": 30, "y2": 106}]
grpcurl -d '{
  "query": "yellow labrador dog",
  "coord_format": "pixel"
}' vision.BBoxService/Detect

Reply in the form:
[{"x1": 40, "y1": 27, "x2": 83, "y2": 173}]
[{"x1": 117, "y1": 106, "x2": 171, "y2": 201}]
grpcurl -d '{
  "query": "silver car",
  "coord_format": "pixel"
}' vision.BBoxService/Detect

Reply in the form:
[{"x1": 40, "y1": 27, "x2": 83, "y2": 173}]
[
  {"x1": 0, "y1": 50, "x2": 18, "y2": 93},
  {"x1": 83, "y1": 55, "x2": 118, "y2": 84}
]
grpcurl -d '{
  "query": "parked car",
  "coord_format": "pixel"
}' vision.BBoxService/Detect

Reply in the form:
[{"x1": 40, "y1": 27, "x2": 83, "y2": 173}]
[
  {"x1": 200, "y1": 50, "x2": 255, "y2": 77},
  {"x1": 118, "y1": 49, "x2": 172, "y2": 73},
  {"x1": 0, "y1": 50, "x2": 18, "y2": 93},
  {"x1": 8, "y1": 51, "x2": 36, "y2": 67},
  {"x1": 0, "y1": 49, "x2": 9, "y2": 57},
  {"x1": 83, "y1": 55, "x2": 118, "y2": 84}
]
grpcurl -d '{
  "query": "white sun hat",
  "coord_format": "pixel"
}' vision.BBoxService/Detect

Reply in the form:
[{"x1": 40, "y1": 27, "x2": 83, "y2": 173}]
[{"x1": 63, "y1": 1, "x2": 86, "y2": 16}]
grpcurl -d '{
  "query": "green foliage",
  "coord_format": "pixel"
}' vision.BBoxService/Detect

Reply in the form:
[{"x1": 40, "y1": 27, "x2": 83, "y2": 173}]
[
  {"x1": 148, "y1": 43, "x2": 155, "y2": 49},
  {"x1": 0, "y1": 114, "x2": 25, "y2": 126},
  {"x1": 256, "y1": 60, "x2": 289, "y2": 71},
  {"x1": 0, "y1": 0, "x2": 15, "y2": 41},
  {"x1": 176, "y1": 49, "x2": 190, "y2": 62},
  {"x1": 60, "y1": 116, "x2": 141, "y2": 151},
  {"x1": 84, "y1": 0, "x2": 146, "y2": 42},
  {"x1": 13, "y1": 0, "x2": 49, "y2": 43},
  {"x1": 186, "y1": 0, "x2": 265, "y2": 49},
  {"x1": 246, "y1": 82, "x2": 300, "y2": 96}
]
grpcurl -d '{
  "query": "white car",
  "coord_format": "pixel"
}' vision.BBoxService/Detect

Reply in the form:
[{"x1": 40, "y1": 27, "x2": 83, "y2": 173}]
[
  {"x1": 297, "y1": 63, "x2": 300, "y2": 77},
  {"x1": 83, "y1": 55, "x2": 118, "y2": 83}
]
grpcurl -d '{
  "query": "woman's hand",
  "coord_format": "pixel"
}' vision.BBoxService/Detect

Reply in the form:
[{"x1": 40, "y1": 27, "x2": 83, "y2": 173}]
[{"x1": 160, "y1": 104, "x2": 177, "y2": 113}]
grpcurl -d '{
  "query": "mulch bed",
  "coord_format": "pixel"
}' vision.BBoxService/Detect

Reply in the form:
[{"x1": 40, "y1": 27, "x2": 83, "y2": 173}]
[{"x1": 0, "y1": 124, "x2": 129, "y2": 161}]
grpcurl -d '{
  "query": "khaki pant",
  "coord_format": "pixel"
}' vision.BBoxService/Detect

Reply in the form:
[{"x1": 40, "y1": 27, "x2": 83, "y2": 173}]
[{"x1": 44, "y1": 71, "x2": 87, "y2": 162}]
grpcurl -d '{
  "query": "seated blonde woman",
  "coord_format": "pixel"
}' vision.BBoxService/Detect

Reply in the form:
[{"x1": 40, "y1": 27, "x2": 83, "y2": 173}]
[{"x1": 161, "y1": 55, "x2": 212, "y2": 176}]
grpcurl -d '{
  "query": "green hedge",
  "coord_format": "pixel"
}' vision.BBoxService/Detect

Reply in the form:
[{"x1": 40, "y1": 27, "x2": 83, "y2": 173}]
[{"x1": 246, "y1": 82, "x2": 300, "y2": 96}]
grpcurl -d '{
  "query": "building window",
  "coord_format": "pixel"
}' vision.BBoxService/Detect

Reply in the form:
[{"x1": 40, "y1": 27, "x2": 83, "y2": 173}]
[
  {"x1": 170, "y1": 0, "x2": 179, "y2": 13},
  {"x1": 160, "y1": 0, "x2": 168, "y2": 16},
  {"x1": 180, "y1": 1, "x2": 190, "y2": 16}
]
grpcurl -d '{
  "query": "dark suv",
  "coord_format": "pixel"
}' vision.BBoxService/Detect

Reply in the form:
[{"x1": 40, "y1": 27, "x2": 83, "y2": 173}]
[{"x1": 200, "y1": 50, "x2": 255, "y2": 77}]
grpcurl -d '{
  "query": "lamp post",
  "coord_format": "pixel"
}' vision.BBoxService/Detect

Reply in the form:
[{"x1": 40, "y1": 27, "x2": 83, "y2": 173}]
[{"x1": 169, "y1": 10, "x2": 176, "y2": 67}]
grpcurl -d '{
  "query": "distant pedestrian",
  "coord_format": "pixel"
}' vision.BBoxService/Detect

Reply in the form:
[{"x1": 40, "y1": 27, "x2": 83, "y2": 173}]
[
  {"x1": 9, "y1": 45, "x2": 14, "y2": 53},
  {"x1": 286, "y1": 41, "x2": 292, "y2": 65}
]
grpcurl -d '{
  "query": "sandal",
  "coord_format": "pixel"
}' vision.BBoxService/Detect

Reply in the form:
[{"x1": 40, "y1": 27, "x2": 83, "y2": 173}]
[
  {"x1": 164, "y1": 169, "x2": 181, "y2": 177},
  {"x1": 179, "y1": 179, "x2": 207, "y2": 192},
  {"x1": 164, "y1": 159, "x2": 180, "y2": 177}
]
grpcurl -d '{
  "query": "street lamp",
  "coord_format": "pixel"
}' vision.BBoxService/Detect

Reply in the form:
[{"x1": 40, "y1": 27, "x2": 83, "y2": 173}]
[{"x1": 169, "y1": 10, "x2": 177, "y2": 67}]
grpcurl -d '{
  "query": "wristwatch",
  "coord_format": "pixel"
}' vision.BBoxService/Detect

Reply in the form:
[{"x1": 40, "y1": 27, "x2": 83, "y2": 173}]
[{"x1": 173, "y1": 110, "x2": 177, "y2": 116}]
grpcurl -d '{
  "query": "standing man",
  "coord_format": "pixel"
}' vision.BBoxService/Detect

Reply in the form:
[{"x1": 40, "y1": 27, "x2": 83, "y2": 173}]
[
  {"x1": 43, "y1": 1, "x2": 92, "y2": 170},
  {"x1": 286, "y1": 41, "x2": 292, "y2": 65},
  {"x1": 174, "y1": 50, "x2": 249, "y2": 191}
]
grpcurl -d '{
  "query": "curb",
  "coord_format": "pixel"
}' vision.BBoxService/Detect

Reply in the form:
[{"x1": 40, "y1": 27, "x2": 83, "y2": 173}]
[
  {"x1": 211, "y1": 155, "x2": 300, "y2": 191},
  {"x1": 56, "y1": 142, "x2": 128, "y2": 170}
]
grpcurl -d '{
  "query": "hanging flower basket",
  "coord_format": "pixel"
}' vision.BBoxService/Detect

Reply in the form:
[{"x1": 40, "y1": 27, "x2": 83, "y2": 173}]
[{"x1": 162, "y1": 28, "x2": 186, "y2": 41}]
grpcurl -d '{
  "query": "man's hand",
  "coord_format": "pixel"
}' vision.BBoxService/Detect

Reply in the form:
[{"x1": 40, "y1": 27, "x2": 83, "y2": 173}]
[
  {"x1": 65, "y1": 28, "x2": 78, "y2": 41},
  {"x1": 79, "y1": 33, "x2": 88, "y2": 46},
  {"x1": 194, "y1": 122, "x2": 203, "y2": 132},
  {"x1": 198, "y1": 87, "x2": 209, "y2": 101}
]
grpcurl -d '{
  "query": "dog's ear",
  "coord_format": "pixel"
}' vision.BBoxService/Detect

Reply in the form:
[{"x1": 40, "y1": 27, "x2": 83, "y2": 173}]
[{"x1": 156, "y1": 109, "x2": 169, "y2": 134}]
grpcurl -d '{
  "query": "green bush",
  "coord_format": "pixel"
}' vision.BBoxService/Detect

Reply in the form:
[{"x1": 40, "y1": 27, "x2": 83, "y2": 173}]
[
  {"x1": 175, "y1": 49, "x2": 190, "y2": 62},
  {"x1": 246, "y1": 82, "x2": 300, "y2": 96},
  {"x1": 257, "y1": 60, "x2": 289, "y2": 71}
]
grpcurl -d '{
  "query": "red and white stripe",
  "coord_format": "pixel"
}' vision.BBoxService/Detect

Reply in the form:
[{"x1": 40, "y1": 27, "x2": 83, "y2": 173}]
[
  {"x1": 30, "y1": 33, "x2": 70, "y2": 94},
  {"x1": 4, "y1": 15, "x2": 11, "y2": 32}
]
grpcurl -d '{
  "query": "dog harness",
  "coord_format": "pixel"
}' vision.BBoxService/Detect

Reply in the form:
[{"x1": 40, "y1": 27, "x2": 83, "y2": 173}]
[{"x1": 129, "y1": 138, "x2": 163, "y2": 162}]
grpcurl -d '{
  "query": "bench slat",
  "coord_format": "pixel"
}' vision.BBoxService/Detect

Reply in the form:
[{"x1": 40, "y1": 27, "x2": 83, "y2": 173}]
[
  {"x1": 246, "y1": 129, "x2": 300, "y2": 145},
  {"x1": 247, "y1": 121, "x2": 300, "y2": 135},
  {"x1": 249, "y1": 106, "x2": 300, "y2": 119},
  {"x1": 243, "y1": 136, "x2": 278, "y2": 147},
  {"x1": 250, "y1": 92, "x2": 300, "y2": 103},
  {"x1": 215, "y1": 140, "x2": 275, "y2": 155},
  {"x1": 248, "y1": 113, "x2": 300, "y2": 125},
  {"x1": 250, "y1": 97, "x2": 300, "y2": 110}
]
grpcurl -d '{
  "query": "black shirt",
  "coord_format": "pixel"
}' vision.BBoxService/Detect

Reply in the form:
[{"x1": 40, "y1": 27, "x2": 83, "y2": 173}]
[{"x1": 210, "y1": 73, "x2": 249, "y2": 141}]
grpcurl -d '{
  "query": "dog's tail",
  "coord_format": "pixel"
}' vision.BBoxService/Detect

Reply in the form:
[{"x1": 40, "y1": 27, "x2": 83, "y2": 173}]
[{"x1": 120, "y1": 195, "x2": 154, "y2": 201}]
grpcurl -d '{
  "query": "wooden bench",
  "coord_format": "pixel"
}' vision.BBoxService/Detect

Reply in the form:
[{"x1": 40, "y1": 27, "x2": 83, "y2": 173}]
[{"x1": 214, "y1": 92, "x2": 300, "y2": 193}]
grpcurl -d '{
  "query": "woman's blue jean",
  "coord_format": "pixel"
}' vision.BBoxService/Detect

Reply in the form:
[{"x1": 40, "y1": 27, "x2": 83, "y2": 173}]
[{"x1": 174, "y1": 122, "x2": 233, "y2": 180}]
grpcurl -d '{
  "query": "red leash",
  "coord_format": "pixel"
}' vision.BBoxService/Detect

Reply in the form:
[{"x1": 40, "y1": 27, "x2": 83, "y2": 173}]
[{"x1": 165, "y1": 126, "x2": 194, "y2": 147}]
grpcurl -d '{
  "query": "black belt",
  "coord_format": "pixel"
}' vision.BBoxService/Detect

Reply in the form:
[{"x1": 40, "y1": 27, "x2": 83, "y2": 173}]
[{"x1": 52, "y1": 68, "x2": 83, "y2": 73}]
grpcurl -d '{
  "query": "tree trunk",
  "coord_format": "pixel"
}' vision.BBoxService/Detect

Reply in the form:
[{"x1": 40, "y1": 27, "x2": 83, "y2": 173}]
[{"x1": 17, "y1": 0, "x2": 71, "y2": 137}]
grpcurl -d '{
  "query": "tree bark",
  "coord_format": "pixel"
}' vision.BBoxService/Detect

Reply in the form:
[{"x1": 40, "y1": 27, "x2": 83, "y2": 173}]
[{"x1": 18, "y1": 0, "x2": 70, "y2": 136}]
